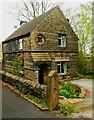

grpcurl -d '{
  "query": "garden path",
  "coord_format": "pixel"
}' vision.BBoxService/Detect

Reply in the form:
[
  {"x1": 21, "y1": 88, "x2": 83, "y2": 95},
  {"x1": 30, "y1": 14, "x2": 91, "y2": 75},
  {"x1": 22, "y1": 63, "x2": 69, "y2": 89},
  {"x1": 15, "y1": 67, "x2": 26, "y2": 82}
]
[{"x1": 71, "y1": 78, "x2": 94, "y2": 119}]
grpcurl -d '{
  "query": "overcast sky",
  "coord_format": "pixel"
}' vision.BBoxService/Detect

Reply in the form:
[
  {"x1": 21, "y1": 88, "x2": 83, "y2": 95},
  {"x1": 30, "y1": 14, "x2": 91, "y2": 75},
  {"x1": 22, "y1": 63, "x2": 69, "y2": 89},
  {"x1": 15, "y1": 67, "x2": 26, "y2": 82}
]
[{"x1": 0, "y1": 0, "x2": 92, "y2": 43}]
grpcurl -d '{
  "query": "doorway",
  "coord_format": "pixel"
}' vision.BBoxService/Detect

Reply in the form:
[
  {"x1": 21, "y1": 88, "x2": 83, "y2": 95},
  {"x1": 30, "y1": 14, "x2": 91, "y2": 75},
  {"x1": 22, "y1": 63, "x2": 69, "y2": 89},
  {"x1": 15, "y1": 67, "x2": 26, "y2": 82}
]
[{"x1": 39, "y1": 63, "x2": 50, "y2": 84}]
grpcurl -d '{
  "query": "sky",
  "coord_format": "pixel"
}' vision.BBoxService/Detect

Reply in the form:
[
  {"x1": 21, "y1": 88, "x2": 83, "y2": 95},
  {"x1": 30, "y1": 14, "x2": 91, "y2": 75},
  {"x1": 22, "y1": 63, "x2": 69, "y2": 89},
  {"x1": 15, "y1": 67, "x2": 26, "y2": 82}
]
[{"x1": 0, "y1": 0, "x2": 92, "y2": 43}]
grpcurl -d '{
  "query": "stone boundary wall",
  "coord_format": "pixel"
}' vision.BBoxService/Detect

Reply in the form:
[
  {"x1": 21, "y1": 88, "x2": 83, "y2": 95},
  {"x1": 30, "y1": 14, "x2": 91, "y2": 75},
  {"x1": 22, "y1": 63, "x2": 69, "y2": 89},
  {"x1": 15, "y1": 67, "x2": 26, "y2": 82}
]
[{"x1": 0, "y1": 71, "x2": 47, "y2": 98}]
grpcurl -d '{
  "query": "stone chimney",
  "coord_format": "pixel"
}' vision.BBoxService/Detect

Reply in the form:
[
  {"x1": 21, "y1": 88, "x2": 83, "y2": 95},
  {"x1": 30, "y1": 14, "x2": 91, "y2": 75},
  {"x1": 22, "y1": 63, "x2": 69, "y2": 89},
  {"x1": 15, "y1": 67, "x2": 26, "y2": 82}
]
[{"x1": 20, "y1": 21, "x2": 27, "y2": 26}]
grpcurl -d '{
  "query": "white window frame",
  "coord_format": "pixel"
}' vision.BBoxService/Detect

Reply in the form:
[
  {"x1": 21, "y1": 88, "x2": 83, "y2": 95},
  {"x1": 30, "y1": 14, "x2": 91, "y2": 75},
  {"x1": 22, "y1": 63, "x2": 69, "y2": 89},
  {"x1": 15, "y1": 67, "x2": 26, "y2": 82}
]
[
  {"x1": 19, "y1": 39, "x2": 23, "y2": 50},
  {"x1": 58, "y1": 34, "x2": 66, "y2": 47},
  {"x1": 57, "y1": 62, "x2": 67, "y2": 75}
]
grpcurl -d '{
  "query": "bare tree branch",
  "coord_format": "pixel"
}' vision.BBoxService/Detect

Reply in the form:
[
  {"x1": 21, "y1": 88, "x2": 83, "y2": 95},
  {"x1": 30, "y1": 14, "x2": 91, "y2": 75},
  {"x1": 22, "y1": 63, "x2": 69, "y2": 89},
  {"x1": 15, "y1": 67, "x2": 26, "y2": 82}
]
[
  {"x1": 12, "y1": 0, "x2": 51, "y2": 22},
  {"x1": 16, "y1": 3, "x2": 31, "y2": 21}
]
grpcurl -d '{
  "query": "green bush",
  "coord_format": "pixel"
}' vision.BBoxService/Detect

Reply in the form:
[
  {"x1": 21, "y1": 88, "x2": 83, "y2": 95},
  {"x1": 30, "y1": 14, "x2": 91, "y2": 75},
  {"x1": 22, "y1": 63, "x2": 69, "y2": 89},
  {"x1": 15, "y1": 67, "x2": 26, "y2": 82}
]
[
  {"x1": 59, "y1": 89, "x2": 69, "y2": 98},
  {"x1": 59, "y1": 82, "x2": 81, "y2": 98},
  {"x1": 76, "y1": 72, "x2": 84, "y2": 78},
  {"x1": 59, "y1": 104, "x2": 75, "y2": 116},
  {"x1": 77, "y1": 51, "x2": 91, "y2": 76}
]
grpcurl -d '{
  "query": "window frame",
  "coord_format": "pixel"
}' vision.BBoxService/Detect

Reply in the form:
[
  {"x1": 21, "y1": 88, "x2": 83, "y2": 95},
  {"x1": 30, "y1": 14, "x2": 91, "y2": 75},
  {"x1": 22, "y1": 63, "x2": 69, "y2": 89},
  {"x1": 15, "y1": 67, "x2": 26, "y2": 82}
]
[
  {"x1": 57, "y1": 61, "x2": 67, "y2": 75},
  {"x1": 36, "y1": 34, "x2": 45, "y2": 45},
  {"x1": 18, "y1": 39, "x2": 23, "y2": 50},
  {"x1": 58, "y1": 34, "x2": 67, "y2": 47}
]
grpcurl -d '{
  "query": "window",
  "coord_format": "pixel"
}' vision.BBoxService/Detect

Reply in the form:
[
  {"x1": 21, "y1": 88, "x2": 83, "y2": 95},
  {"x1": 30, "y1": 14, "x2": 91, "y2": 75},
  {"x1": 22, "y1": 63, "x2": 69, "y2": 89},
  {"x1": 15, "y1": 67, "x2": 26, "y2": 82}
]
[
  {"x1": 36, "y1": 34, "x2": 45, "y2": 45},
  {"x1": 58, "y1": 34, "x2": 67, "y2": 47},
  {"x1": 18, "y1": 39, "x2": 23, "y2": 50},
  {"x1": 38, "y1": 36, "x2": 43, "y2": 42},
  {"x1": 57, "y1": 62, "x2": 67, "y2": 74}
]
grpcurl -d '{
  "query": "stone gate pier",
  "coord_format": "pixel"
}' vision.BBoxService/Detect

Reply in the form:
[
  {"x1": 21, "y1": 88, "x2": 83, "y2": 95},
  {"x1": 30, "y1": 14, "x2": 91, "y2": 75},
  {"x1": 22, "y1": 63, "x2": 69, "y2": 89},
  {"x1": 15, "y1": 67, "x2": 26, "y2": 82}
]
[{"x1": 46, "y1": 71, "x2": 59, "y2": 110}]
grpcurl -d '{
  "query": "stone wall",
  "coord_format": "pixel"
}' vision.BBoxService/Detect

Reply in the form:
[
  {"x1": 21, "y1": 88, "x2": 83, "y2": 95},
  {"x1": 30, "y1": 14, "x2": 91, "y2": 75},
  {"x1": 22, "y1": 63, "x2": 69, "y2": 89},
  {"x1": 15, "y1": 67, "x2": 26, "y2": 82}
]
[
  {"x1": 29, "y1": 7, "x2": 78, "y2": 52},
  {"x1": 1, "y1": 71, "x2": 47, "y2": 98},
  {"x1": 21, "y1": 6, "x2": 78, "y2": 80}
]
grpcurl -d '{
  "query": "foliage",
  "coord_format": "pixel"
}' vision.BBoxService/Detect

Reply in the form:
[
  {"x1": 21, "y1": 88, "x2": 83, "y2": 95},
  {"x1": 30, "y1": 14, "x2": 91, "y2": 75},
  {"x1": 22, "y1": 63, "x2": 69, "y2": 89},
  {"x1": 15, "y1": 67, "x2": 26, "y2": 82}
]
[
  {"x1": 59, "y1": 89, "x2": 69, "y2": 98},
  {"x1": 11, "y1": 55, "x2": 24, "y2": 76},
  {"x1": 59, "y1": 104, "x2": 75, "y2": 116},
  {"x1": 77, "y1": 49, "x2": 94, "y2": 77},
  {"x1": 11, "y1": 0, "x2": 51, "y2": 22},
  {"x1": 90, "y1": 46, "x2": 94, "y2": 69},
  {"x1": 85, "y1": 75, "x2": 93, "y2": 79},
  {"x1": 65, "y1": 2, "x2": 92, "y2": 77},
  {"x1": 77, "y1": 51, "x2": 88, "y2": 75},
  {"x1": 66, "y1": 2, "x2": 92, "y2": 53},
  {"x1": 76, "y1": 72, "x2": 84, "y2": 78},
  {"x1": 59, "y1": 82, "x2": 81, "y2": 98},
  {"x1": 75, "y1": 2, "x2": 92, "y2": 53},
  {"x1": 16, "y1": 82, "x2": 28, "y2": 94},
  {"x1": 91, "y1": 53, "x2": 94, "y2": 62},
  {"x1": 27, "y1": 93, "x2": 47, "y2": 108}
]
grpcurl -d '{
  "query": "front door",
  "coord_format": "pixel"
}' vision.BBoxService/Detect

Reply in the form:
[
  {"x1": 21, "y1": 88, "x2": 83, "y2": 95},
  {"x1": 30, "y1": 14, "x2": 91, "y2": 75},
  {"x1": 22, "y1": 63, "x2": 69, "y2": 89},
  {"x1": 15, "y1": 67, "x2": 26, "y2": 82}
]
[
  {"x1": 39, "y1": 66, "x2": 44, "y2": 84},
  {"x1": 39, "y1": 63, "x2": 50, "y2": 84}
]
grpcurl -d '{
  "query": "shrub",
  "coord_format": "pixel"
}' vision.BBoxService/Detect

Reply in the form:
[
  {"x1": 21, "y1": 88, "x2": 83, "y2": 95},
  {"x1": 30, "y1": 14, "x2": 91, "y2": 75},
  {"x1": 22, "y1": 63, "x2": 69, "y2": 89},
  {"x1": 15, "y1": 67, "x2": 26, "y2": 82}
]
[
  {"x1": 76, "y1": 72, "x2": 84, "y2": 78},
  {"x1": 77, "y1": 51, "x2": 90, "y2": 76},
  {"x1": 59, "y1": 82, "x2": 81, "y2": 98},
  {"x1": 59, "y1": 89, "x2": 69, "y2": 98},
  {"x1": 59, "y1": 104, "x2": 75, "y2": 116}
]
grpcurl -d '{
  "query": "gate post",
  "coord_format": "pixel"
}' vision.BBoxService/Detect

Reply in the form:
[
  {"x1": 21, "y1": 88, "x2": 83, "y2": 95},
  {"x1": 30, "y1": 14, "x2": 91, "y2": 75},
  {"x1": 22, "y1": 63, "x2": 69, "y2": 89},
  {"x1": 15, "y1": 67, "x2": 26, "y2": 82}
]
[{"x1": 46, "y1": 71, "x2": 59, "y2": 111}]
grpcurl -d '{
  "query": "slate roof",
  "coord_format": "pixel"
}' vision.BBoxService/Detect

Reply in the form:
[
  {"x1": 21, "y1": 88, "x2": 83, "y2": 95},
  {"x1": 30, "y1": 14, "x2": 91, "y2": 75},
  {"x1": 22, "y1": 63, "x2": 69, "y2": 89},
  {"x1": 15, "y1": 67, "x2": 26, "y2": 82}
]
[{"x1": 5, "y1": 6, "x2": 59, "y2": 42}]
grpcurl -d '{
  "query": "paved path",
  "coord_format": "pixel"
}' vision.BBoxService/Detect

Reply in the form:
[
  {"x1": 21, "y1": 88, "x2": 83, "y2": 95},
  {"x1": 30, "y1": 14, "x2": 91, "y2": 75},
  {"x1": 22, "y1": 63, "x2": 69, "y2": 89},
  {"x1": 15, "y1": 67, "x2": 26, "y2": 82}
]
[
  {"x1": 71, "y1": 78, "x2": 94, "y2": 119},
  {"x1": 71, "y1": 78, "x2": 92, "y2": 90},
  {"x1": 2, "y1": 84, "x2": 56, "y2": 118}
]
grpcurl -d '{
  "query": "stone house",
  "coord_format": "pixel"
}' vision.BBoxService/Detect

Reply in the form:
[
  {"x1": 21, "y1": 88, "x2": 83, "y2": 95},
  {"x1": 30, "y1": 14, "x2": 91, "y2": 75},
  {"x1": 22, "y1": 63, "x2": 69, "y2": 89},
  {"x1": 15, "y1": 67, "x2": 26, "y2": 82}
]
[{"x1": 2, "y1": 6, "x2": 78, "y2": 84}]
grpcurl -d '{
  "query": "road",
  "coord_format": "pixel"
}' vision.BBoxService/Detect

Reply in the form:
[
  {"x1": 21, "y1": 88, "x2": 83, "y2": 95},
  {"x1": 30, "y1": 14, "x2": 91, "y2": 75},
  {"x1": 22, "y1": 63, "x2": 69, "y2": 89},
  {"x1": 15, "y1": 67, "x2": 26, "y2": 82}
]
[{"x1": 2, "y1": 84, "x2": 56, "y2": 118}]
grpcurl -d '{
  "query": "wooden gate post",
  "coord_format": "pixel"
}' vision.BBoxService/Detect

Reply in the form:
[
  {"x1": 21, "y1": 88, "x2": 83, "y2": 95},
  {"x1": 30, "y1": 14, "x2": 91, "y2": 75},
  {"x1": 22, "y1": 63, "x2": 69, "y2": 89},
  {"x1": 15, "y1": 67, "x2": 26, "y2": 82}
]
[{"x1": 46, "y1": 71, "x2": 59, "y2": 111}]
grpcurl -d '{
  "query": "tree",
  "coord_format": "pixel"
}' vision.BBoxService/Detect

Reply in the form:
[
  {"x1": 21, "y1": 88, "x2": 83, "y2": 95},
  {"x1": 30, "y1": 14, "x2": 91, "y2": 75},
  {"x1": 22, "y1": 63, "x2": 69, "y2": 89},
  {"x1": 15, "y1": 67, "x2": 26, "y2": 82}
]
[
  {"x1": 65, "y1": 2, "x2": 92, "y2": 76},
  {"x1": 67, "y1": 2, "x2": 92, "y2": 53},
  {"x1": 12, "y1": 0, "x2": 51, "y2": 22},
  {"x1": 90, "y1": 46, "x2": 94, "y2": 71},
  {"x1": 77, "y1": 51, "x2": 88, "y2": 75}
]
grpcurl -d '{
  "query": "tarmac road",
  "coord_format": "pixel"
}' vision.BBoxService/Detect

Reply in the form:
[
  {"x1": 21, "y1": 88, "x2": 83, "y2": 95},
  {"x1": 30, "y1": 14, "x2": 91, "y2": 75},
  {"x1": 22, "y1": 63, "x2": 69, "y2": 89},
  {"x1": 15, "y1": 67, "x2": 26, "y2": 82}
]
[{"x1": 2, "y1": 84, "x2": 56, "y2": 119}]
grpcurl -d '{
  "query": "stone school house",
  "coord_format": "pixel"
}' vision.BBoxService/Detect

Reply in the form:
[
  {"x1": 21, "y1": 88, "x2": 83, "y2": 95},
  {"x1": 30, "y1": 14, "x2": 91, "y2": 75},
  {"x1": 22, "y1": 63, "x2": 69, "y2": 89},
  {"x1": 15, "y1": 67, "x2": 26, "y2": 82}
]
[{"x1": 2, "y1": 6, "x2": 78, "y2": 84}]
